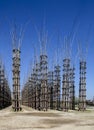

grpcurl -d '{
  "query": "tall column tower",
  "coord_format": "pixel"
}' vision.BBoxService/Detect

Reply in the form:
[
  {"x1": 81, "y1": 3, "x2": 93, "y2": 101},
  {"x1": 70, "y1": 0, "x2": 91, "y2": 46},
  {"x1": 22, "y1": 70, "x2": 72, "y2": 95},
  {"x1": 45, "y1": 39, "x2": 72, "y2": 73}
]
[
  {"x1": 78, "y1": 61, "x2": 86, "y2": 111},
  {"x1": 69, "y1": 67, "x2": 75, "y2": 110},
  {"x1": 62, "y1": 59, "x2": 70, "y2": 111},
  {"x1": 40, "y1": 55, "x2": 48, "y2": 111},
  {"x1": 12, "y1": 48, "x2": 21, "y2": 111},
  {"x1": 54, "y1": 65, "x2": 61, "y2": 110}
]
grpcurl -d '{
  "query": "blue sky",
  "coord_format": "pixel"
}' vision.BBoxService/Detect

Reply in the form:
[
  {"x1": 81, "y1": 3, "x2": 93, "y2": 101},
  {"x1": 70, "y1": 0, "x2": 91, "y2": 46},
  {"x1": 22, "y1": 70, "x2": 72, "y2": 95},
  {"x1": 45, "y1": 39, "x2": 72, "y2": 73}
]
[{"x1": 0, "y1": 0, "x2": 94, "y2": 99}]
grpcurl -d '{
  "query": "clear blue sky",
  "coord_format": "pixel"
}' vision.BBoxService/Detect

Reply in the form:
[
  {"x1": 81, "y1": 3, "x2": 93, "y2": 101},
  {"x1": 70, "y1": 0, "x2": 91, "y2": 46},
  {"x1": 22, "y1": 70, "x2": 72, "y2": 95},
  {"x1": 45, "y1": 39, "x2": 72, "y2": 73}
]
[{"x1": 0, "y1": 0, "x2": 94, "y2": 100}]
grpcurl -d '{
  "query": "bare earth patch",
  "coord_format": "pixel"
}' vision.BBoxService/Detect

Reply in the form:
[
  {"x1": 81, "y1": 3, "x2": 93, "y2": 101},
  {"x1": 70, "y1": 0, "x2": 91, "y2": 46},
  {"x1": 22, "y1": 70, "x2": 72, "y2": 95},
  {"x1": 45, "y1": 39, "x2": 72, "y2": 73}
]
[{"x1": 0, "y1": 106, "x2": 94, "y2": 130}]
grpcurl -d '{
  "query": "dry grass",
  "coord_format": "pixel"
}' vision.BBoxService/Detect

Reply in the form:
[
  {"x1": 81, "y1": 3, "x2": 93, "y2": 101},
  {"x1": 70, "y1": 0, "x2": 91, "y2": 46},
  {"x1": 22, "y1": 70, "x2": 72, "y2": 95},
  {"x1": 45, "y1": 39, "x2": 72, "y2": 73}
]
[
  {"x1": 42, "y1": 118, "x2": 77, "y2": 124},
  {"x1": 14, "y1": 112, "x2": 60, "y2": 117},
  {"x1": 0, "y1": 106, "x2": 94, "y2": 130}
]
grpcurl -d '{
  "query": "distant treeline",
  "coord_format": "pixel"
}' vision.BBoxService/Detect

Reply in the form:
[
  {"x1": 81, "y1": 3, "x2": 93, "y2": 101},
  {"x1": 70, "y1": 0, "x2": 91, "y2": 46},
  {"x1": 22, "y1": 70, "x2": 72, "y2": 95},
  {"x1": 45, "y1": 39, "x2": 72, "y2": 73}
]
[{"x1": 86, "y1": 100, "x2": 94, "y2": 106}]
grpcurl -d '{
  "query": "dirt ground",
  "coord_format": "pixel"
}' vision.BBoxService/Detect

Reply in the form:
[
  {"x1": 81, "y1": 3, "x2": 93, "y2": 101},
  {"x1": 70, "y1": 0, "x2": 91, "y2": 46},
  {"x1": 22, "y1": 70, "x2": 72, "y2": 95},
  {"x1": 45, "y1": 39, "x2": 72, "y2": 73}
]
[{"x1": 0, "y1": 106, "x2": 94, "y2": 130}]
